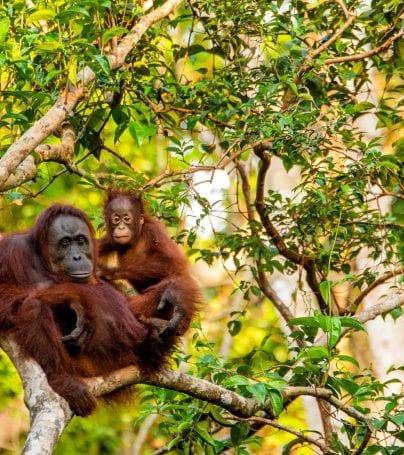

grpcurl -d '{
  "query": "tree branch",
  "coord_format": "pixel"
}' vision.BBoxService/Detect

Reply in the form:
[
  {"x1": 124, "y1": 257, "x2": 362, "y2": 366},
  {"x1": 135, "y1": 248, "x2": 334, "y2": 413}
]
[
  {"x1": 316, "y1": 293, "x2": 404, "y2": 347},
  {"x1": 1, "y1": 322, "x2": 379, "y2": 454},
  {"x1": 253, "y1": 144, "x2": 326, "y2": 309},
  {"x1": 0, "y1": 337, "x2": 72, "y2": 455},
  {"x1": 354, "y1": 293, "x2": 404, "y2": 324},
  {"x1": 87, "y1": 366, "x2": 263, "y2": 418},
  {"x1": 325, "y1": 30, "x2": 404, "y2": 65},
  {"x1": 349, "y1": 267, "x2": 404, "y2": 312},
  {"x1": 1, "y1": 292, "x2": 398, "y2": 454},
  {"x1": 226, "y1": 414, "x2": 329, "y2": 452},
  {"x1": 308, "y1": 0, "x2": 354, "y2": 60},
  {"x1": 235, "y1": 159, "x2": 297, "y2": 327},
  {"x1": 2, "y1": 123, "x2": 77, "y2": 192}
]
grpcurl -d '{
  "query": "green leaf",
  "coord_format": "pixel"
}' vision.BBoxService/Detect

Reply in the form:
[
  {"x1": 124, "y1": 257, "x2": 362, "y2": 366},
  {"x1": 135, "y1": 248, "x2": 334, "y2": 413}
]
[
  {"x1": 228, "y1": 319, "x2": 242, "y2": 336},
  {"x1": 94, "y1": 54, "x2": 111, "y2": 75},
  {"x1": 230, "y1": 422, "x2": 250, "y2": 446},
  {"x1": 268, "y1": 389, "x2": 283, "y2": 417},
  {"x1": 167, "y1": 436, "x2": 181, "y2": 450},
  {"x1": 286, "y1": 80, "x2": 298, "y2": 95},
  {"x1": 328, "y1": 317, "x2": 341, "y2": 348},
  {"x1": 354, "y1": 101, "x2": 374, "y2": 112},
  {"x1": 250, "y1": 285, "x2": 261, "y2": 296},
  {"x1": 57, "y1": 7, "x2": 91, "y2": 21},
  {"x1": 265, "y1": 377, "x2": 287, "y2": 391},
  {"x1": 339, "y1": 317, "x2": 365, "y2": 331},
  {"x1": 223, "y1": 375, "x2": 252, "y2": 387},
  {"x1": 128, "y1": 121, "x2": 157, "y2": 146},
  {"x1": 316, "y1": 314, "x2": 341, "y2": 348},
  {"x1": 33, "y1": 41, "x2": 62, "y2": 53},
  {"x1": 335, "y1": 354, "x2": 360, "y2": 367},
  {"x1": 209, "y1": 407, "x2": 234, "y2": 427},
  {"x1": 196, "y1": 424, "x2": 225, "y2": 451},
  {"x1": 247, "y1": 382, "x2": 267, "y2": 404},
  {"x1": 299, "y1": 346, "x2": 330, "y2": 359},
  {"x1": 27, "y1": 9, "x2": 55, "y2": 24},
  {"x1": 288, "y1": 316, "x2": 320, "y2": 328},
  {"x1": 102, "y1": 27, "x2": 129, "y2": 45},
  {"x1": 390, "y1": 413, "x2": 404, "y2": 427},
  {"x1": 188, "y1": 44, "x2": 206, "y2": 55},
  {"x1": 0, "y1": 17, "x2": 10, "y2": 42},
  {"x1": 319, "y1": 280, "x2": 332, "y2": 305}
]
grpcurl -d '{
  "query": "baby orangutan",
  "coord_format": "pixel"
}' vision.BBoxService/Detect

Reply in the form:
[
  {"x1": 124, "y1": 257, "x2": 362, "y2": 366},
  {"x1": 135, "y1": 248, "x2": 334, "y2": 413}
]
[{"x1": 98, "y1": 190, "x2": 200, "y2": 340}]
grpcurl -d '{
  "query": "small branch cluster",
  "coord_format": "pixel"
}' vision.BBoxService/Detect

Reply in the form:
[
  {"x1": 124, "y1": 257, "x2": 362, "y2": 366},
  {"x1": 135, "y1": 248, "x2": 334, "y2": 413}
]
[{"x1": 0, "y1": 0, "x2": 184, "y2": 191}]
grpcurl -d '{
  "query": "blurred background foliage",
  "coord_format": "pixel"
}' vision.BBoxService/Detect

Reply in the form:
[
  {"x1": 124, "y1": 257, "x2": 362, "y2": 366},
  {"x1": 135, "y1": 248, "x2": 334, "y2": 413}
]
[{"x1": 0, "y1": 0, "x2": 403, "y2": 453}]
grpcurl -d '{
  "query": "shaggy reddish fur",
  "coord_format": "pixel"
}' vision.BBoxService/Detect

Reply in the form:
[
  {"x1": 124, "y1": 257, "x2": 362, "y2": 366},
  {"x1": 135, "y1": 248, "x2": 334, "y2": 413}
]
[
  {"x1": 0, "y1": 204, "x2": 167, "y2": 417},
  {"x1": 98, "y1": 189, "x2": 201, "y2": 340}
]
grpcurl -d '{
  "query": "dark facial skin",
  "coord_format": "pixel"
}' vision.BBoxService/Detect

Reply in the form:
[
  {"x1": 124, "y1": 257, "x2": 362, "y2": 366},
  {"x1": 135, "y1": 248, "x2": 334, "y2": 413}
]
[
  {"x1": 109, "y1": 197, "x2": 138, "y2": 245},
  {"x1": 47, "y1": 215, "x2": 93, "y2": 283}
]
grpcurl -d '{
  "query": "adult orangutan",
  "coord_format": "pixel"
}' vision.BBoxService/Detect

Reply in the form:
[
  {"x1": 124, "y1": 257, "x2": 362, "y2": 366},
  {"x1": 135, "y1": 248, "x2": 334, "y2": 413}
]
[
  {"x1": 98, "y1": 189, "x2": 200, "y2": 340},
  {"x1": 0, "y1": 204, "x2": 166, "y2": 417}
]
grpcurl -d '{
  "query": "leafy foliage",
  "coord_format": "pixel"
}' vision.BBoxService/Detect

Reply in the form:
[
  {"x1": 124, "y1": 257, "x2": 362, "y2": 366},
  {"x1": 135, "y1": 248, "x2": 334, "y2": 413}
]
[{"x1": 0, "y1": 0, "x2": 403, "y2": 453}]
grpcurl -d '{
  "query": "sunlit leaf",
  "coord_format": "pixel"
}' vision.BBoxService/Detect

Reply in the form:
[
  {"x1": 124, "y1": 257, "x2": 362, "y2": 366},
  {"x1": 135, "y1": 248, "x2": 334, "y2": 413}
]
[
  {"x1": 27, "y1": 9, "x2": 55, "y2": 24},
  {"x1": 102, "y1": 27, "x2": 129, "y2": 45}
]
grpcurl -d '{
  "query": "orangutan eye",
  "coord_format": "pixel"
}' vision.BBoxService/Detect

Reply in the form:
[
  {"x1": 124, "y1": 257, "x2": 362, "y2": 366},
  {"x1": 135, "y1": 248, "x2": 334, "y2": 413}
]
[
  {"x1": 123, "y1": 216, "x2": 131, "y2": 224},
  {"x1": 77, "y1": 235, "x2": 86, "y2": 245},
  {"x1": 60, "y1": 238, "x2": 71, "y2": 247},
  {"x1": 112, "y1": 216, "x2": 120, "y2": 224}
]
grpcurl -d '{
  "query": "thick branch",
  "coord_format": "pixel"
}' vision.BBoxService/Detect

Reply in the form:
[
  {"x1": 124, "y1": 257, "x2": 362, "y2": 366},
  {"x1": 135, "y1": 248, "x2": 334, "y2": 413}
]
[
  {"x1": 0, "y1": 0, "x2": 184, "y2": 189},
  {"x1": 87, "y1": 366, "x2": 371, "y2": 423},
  {"x1": 5, "y1": 294, "x2": 398, "y2": 454},
  {"x1": 350, "y1": 267, "x2": 404, "y2": 311},
  {"x1": 0, "y1": 88, "x2": 83, "y2": 189},
  {"x1": 354, "y1": 293, "x2": 404, "y2": 324},
  {"x1": 0, "y1": 337, "x2": 71, "y2": 455},
  {"x1": 316, "y1": 293, "x2": 404, "y2": 347},
  {"x1": 87, "y1": 366, "x2": 262, "y2": 418},
  {"x1": 2, "y1": 124, "x2": 77, "y2": 191}
]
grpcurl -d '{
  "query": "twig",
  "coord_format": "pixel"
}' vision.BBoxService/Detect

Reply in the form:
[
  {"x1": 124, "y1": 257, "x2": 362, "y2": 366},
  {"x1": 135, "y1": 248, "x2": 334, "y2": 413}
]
[
  {"x1": 325, "y1": 30, "x2": 404, "y2": 65},
  {"x1": 283, "y1": 386, "x2": 369, "y2": 423},
  {"x1": 101, "y1": 145, "x2": 134, "y2": 170},
  {"x1": 225, "y1": 414, "x2": 329, "y2": 452},
  {"x1": 309, "y1": 0, "x2": 354, "y2": 60}
]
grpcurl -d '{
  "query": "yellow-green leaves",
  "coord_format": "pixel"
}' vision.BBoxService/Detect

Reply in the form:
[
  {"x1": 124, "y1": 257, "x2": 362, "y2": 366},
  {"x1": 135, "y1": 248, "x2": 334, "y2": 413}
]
[{"x1": 26, "y1": 9, "x2": 55, "y2": 24}]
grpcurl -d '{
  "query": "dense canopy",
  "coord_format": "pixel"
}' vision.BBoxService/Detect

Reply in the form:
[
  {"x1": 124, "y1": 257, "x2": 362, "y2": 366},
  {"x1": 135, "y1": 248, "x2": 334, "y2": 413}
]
[{"x1": 0, "y1": 0, "x2": 402, "y2": 453}]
